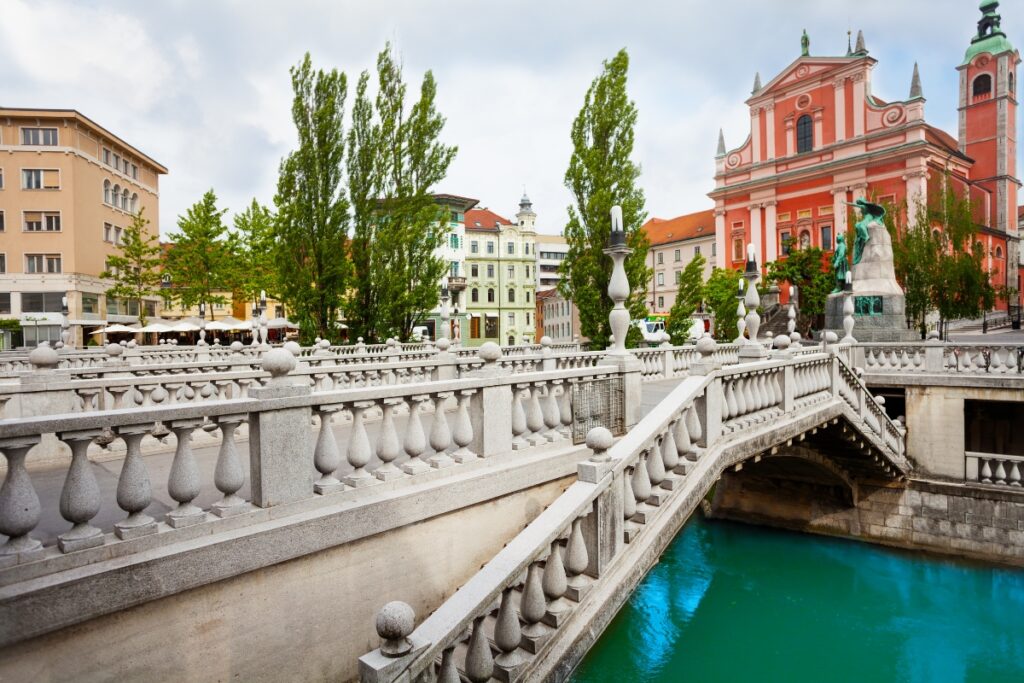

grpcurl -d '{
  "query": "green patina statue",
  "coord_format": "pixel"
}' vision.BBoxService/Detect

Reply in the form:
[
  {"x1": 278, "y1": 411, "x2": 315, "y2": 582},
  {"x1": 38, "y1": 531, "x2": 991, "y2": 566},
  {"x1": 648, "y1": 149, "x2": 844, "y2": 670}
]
[
  {"x1": 846, "y1": 197, "x2": 885, "y2": 265},
  {"x1": 831, "y1": 233, "x2": 849, "y2": 293},
  {"x1": 801, "y1": 29, "x2": 810, "y2": 57}
]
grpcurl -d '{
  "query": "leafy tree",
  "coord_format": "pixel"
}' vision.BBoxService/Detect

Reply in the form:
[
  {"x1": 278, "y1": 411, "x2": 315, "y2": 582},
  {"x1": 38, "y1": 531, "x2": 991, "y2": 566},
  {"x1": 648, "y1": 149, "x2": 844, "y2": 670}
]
[
  {"x1": 559, "y1": 49, "x2": 650, "y2": 350},
  {"x1": 886, "y1": 199, "x2": 938, "y2": 338},
  {"x1": 765, "y1": 243, "x2": 834, "y2": 336},
  {"x1": 274, "y1": 53, "x2": 350, "y2": 343},
  {"x1": 359, "y1": 44, "x2": 456, "y2": 341},
  {"x1": 100, "y1": 208, "x2": 163, "y2": 326},
  {"x1": 705, "y1": 267, "x2": 742, "y2": 341},
  {"x1": 233, "y1": 199, "x2": 277, "y2": 309},
  {"x1": 164, "y1": 190, "x2": 237, "y2": 318},
  {"x1": 666, "y1": 254, "x2": 706, "y2": 344}
]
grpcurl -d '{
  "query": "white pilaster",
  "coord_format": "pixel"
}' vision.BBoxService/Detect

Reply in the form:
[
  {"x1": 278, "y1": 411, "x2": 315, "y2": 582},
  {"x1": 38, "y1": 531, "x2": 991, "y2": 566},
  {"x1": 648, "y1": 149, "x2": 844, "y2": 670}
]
[
  {"x1": 852, "y1": 74, "x2": 866, "y2": 137},
  {"x1": 714, "y1": 209, "x2": 727, "y2": 269},
  {"x1": 832, "y1": 188, "x2": 848, "y2": 239},
  {"x1": 813, "y1": 110, "x2": 824, "y2": 151},
  {"x1": 751, "y1": 107, "x2": 761, "y2": 164},
  {"x1": 904, "y1": 171, "x2": 927, "y2": 229},
  {"x1": 750, "y1": 204, "x2": 762, "y2": 267},
  {"x1": 765, "y1": 105, "x2": 776, "y2": 160},
  {"x1": 785, "y1": 117, "x2": 794, "y2": 157},
  {"x1": 764, "y1": 202, "x2": 778, "y2": 264},
  {"x1": 833, "y1": 78, "x2": 847, "y2": 142}
]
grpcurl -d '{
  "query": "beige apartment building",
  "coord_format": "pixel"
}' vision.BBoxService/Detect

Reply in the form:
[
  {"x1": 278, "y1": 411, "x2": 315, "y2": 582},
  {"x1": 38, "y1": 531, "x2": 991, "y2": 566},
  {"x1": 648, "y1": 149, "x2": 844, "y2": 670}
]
[
  {"x1": 0, "y1": 108, "x2": 167, "y2": 347},
  {"x1": 643, "y1": 209, "x2": 716, "y2": 314}
]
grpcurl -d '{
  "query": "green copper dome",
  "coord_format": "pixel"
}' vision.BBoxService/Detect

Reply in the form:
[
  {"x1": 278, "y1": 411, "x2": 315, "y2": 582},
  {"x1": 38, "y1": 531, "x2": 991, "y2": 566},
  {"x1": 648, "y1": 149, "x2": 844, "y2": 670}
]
[
  {"x1": 964, "y1": 33, "x2": 1014, "y2": 64},
  {"x1": 963, "y1": 0, "x2": 1014, "y2": 64}
]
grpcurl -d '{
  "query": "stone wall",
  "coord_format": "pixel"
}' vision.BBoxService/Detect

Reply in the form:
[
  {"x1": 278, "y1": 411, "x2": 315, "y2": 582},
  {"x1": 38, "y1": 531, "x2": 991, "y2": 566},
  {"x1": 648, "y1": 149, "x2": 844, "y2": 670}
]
[
  {"x1": 0, "y1": 476, "x2": 573, "y2": 683},
  {"x1": 711, "y1": 472, "x2": 1024, "y2": 566}
]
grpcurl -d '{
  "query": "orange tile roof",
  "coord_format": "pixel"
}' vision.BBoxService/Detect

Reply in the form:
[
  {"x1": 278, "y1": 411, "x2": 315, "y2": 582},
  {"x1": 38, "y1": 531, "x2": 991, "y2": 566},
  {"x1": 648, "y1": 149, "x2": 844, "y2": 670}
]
[
  {"x1": 924, "y1": 124, "x2": 971, "y2": 161},
  {"x1": 536, "y1": 288, "x2": 559, "y2": 301},
  {"x1": 642, "y1": 209, "x2": 715, "y2": 246},
  {"x1": 465, "y1": 208, "x2": 512, "y2": 231}
]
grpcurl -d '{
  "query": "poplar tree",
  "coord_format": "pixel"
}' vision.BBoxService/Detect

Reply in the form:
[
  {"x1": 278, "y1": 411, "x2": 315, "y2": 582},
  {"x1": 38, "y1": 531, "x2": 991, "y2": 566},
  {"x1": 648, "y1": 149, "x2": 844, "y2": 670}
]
[
  {"x1": 164, "y1": 190, "x2": 237, "y2": 318},
  {"x1": 100, "y1": 208, "x2": 162, "y2": 326},
  {"x1": 666, "y1": 254, "x2": 706, "y2": 344},
  {"x1": 559, "y1": 49, "x2": 650, "y2": 349},
  {"x1": 233, "y1": 199, "x2": 278, "y2": 309},
  {"x1": 274, "y1": 53, "x2": 350, "y2": 342}
]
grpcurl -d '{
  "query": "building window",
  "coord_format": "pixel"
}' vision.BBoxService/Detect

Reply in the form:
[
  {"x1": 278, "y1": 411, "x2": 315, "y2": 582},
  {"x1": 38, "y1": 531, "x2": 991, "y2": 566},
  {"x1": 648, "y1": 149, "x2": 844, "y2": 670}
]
[
  {"x1": 487, "y1": 288, "x2": 495, "y2": 303},
  {"x1": 131, "y1": 194, "x2": 139, "y2": 214},
  {"x1": 82, "y1": 293, "x2": 100, "y2": 315},
  {"x1": 694, "y1": 245, "x2": 701, "y2": 256},
  {"x1": 0, "y1": 211, "x2": 4, "y2": 231},
  {"x1": 22, "y1": 169, "x2": 58, "y2": 189},
  {"x1": 0, "y1": 292, "x2": 9, "y2": 314},
  {"x1": 131, "y1": 164, "x2": 138, "y2": 180},
  {"x1": 485, "y1": 316, "x2": 498, "y2": 338},
  {"x1": 487, "y1": 264, "x2": 495, "y2": 279},
  {"x1": 507, "y1": 266, "x2": 514, "y2": 279},
  {"x1": 673, "y1": 249, "x2": 681, "y2": 262},
  {"x1": 0, "y1": 254, "x2": 5, "y2": 274},
  {"x1": 24, "y1": 211, "x2": 61, "y2": 232},
  {"x1": 526, "y1": 311, "x2": 531, "y2": 325},
  {"x1": 675, "y1": 271, "x2": 682, "y2": 284},
  {"x1": 21, "y1": 127, "x2": 58, "y2": 145},
  {"x1": 732, "y1": 237, "x2": 744, "y2": 262},
  {"x1": 1010, "y1": 73, "x2": 1016, "y2": 95},
  {"x1": 0, "y1": 168, "x2": 3, "y2": 189},
  {"x1": 25, "y1": 254, "x2": 62, "y2": 273},
  {"x1": 21, "y1": 292, "x2": 65, "y2": 312},
  {"x1": 821, "y1": 225, "x2": 833, "y2": 251},
  {"x1": 471, "y1": 264, "x2": 479, "y2": 277},
  {"x1": 449, "y1": 234, "x2": 459, "y2": 249},
  {"x1": 470, "y1": 288, "x2": 479, "y2": 303},
  {"x1": 799, "y1": 230, "x2": 811, "y2": 249},
  {"x1": 122, "y1": 188, "x2": 130, "y2": 210},
  {"x1": 470, "y1": 240, "x2": 479, "y2": 254},
  {"x1": 711, "y1": 242, "x2": 716, "y2": 257},
  {"x1": 104, "y1": 222, "x2": 113, "y2": 243},
  {"x1": 796, "y1": 114, "x2": 813, "y2": 153},
  {"x1": 973, "y1": 73, "x2": 992, "y2": 98},
  {"x1": 103, "y1": 148, "x2": 111, "y2": 165},
  {"x1": 780, "y1": 231, "x2": 792, "y2": 255},
  {"x1": 113, "y1": 153, "x2": 121, "y2": 169},
  {"x1": 508, "y1": 289, "x2": 515, "y2": 303},
  {"x1": 525, "y1": 243, "x2": 531, "y2": 255},
  {"x1": 487, "y1": 241, "x2": 495, "y2": 255},
  {"x1": 995, "y1": 246, "x2": 1003, "y2": 258},
  {"x1": 450, "y1": 261, "x2": 459, "y2": 277},
  {"x1": 507, "y1": 312, "x2": 515, "y2": 328},
  {"x1": 114, "y1": 226, "x2": 123, "y2": 245},
  {"x1": 657, "y1": 252, "x2": 664, "y2": 265},
  {"x1": 104, "y1": 179, "x2": 112, "y2": 204},
  {"x1": 525, "y1": 265, "x2": 530, "y2": 278},
  {"x1": 507, "y1": 241, "x2": 514, "y2": 255},
  {"x1": 658, "y1": 296, "x2": 664, "y2": 309},
  {"x1": 657, "y1": 272, "x2": 664, "y2": 286}
]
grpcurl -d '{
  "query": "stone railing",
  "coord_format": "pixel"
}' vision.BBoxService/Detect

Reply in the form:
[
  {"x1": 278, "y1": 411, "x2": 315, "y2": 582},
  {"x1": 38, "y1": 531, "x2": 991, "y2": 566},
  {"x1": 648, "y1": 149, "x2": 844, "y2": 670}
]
[
  {"x1": 965, "y1": 451, "x2": 1024, "y2": 487},
  {"x1": 857, "y1": 341, "x2": 1024, "y2": 376},
  {"x1": 357, "y1": 349, "x2": 908, "y2": 682},
  {"x1": 0, "y1": 348, "x2": 625, "y2": 586},
  {"x1": 835, "y1": 358, "x2": 905, "y2": 459}
]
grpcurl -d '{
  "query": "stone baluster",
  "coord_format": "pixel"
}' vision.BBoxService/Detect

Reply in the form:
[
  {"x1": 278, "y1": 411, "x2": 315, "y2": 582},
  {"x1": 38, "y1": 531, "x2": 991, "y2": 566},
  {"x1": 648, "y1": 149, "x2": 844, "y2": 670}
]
[
  {"x1": 724, "y1": 379, "x2": 737, "y2": 421},
  {"x1": 493, "y1": 586, "x2": 526, "y2": 676},
  {"x1": 519, "y1": 561, "x2": 549, "y2": 643},
  {"x1": 0, "y1": 437, "x2": 43, "y2": 560},
  {"x1": 993, "y1": 459, "x2": 1007, "y2": 485},
  {"x1": 428, "y1": 392, "x2": 454, "y2": 469},
  {"x1": 451, "y1": 391, "x2": 477, "y2": 463},
  {"x1": 622, "y1": 466, "x2": 637, "y2": 522},
  {"x1": 343, "y1": 401, "x2": 377, "y2": 487},
  {"x1": 661, "y1": 424, "x2": 679, "y2": 479},
  {"x1": 558, "y1": 380, "x2": 573, "y2": 438},
  {"x1": 212, "y1": 414, "x2": 247, "y2": 516},
  {"x1": 631, "y1": 452, "x2": 652, "y2": 508},
  {"x1": 674, "y1": 414, "x2": 694, "y2": 463},
  {"x1": 56, "y1": 429, "x2": 104, "y2": 552},
  {"x1": 565, "y1": 516, "x2": 590, "y2": 600},
  {"x1": 107, "y1": 385, "x2": 131, "y2": 410},
  {"x1": 542, "y1": 539, "x2": 571, "y2": 625},
  {"x1": 511, "y1": 387, "x2": 529, "y2": 451},
  {"x1": 313, "y1": 406, "x2": 344, "y2": 493},
  {"x1": 438, "y1": 647, "x2": 460, "y2": 683},
  {"x1": 401, "y1": 395, "x2": 430, "y2": 475},
  {"x1": 375, "y1": 398, "x2": 404, "y2": 480},
  {"x1": 646, "y1": 442, "x2": 666, "y2": 488},
  {"x1": 542, "y1": 381, "x2": 562, "y2": 441},
  {"x1": 464, "y1": 614, "x2": 494, "y2": 683},
  {"x1": 114, "y1": 425, "x2": 157, "y2": 539},
  {"x1": 166, "y1": 419, "x2": 206, "y2": 528},
  {"x1": 526, "y1": 383, "x2": 546, "y2": 446}
]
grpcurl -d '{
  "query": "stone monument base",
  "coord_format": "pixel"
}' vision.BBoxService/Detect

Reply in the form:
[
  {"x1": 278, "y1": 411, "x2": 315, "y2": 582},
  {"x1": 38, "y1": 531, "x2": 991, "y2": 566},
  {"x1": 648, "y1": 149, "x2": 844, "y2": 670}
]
[{"x1": 825, "y1": 292, "x2": 919, "y2": 342}]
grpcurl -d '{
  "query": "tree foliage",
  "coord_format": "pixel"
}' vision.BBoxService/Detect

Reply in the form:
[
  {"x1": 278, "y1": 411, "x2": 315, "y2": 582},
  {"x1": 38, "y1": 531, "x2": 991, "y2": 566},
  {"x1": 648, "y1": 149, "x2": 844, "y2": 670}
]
[
  {"x1": 164, "y1": 190, "x2": 237, "y2": 318},
  {"x1": 233, "y1": 199, "x2": 277, "y2": 307},
  {"x1": 559, "y1": 49, "x2": 650, "y2": 350},
  {"x1": 705, "y1": 267, "x2": 742, "y2": 341},
  {"x1": 666, "y1": 254, "x2": 705, "y2": 344},
  {"x1": 100, "y1": 208, "x2": 163, "y2": 326},
  {"x1": 765, "y1": 242, "x2": 834, "y2": 336},
  {"x1": 274, "y1": 53, "x2": 350, "y2": 342}
]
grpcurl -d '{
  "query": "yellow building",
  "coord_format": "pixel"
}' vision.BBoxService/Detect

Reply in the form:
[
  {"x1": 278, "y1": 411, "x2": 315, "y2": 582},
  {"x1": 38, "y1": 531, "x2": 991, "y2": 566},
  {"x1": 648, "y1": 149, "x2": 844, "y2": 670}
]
[{"x1": 0, "y1": 108, "x2": 167, "y2": 347}]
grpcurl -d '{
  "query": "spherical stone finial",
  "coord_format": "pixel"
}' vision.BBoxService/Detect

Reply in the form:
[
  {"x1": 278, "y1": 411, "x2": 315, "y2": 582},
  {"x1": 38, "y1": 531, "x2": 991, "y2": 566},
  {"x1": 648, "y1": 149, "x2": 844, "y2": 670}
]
[
  {"x1": 230, "y1": 341, "x2": 244, "y2": 353},
  {"x1": 478, "y1": 341, "x2": 502, "y2": 363},
  {"x1": 875, "y1": 395, "x2": 886, "y2": 406},
  {"x1": 766, "y1": 331, "x2": 774, "y2": 339},
  {"x1": 696, "y1": 334, "x2": 717, "y2": 358},
  {"x1": 386, "y1": 338, "x2": 397, "y2": 348},
  {"x1": 926, "y1": 329, "x2": 940, "y2": 341},
  {"x1": 540, "y1": 335, "x2": 552, "y2": 348},
  {"x1": 320, "y1": 339, "x2": 331, "y2": 349},
  {"x1": 586, "y1": 426, "x2": 614, "y2": 462},
  {"x1": 127, "y1": 339, "x2": 137, "y2": 348},
  {"x1": 773, "y1": 334, "x2": 791, "y2": 349},
  {"x1": 435, "y1": 337, "x2": 450, "y2": 353},
  {"x1": 376, "y1": 601, "x2": 415, "y2": 657},
  {"x1": 314, "y1": 336, "x2": 322, "y2": 344},
  {"x1": 105, "y1": 343, "x2": 124, "y2": 358},
  {"x1": 54, "y1": 341, "x2": 64, "y2": 350},
  {"x1": 357, "y1": 336, "x2": 364, "y2": 344},
  {"x1": 283, "y1": 341, "x2": 302, "y2": 356},
  {"x1": 823, "y1": 331, "x2": 839, "y2": 344},
  {"x1": 262, "y1": 348, "x2": 297, "y2": 380},
  {"x1": 120, "y1": 340, "x2": 128, "y2": 346},
  {"x1": 29, "y1": 343, "x2": 60, "y2": 371}
]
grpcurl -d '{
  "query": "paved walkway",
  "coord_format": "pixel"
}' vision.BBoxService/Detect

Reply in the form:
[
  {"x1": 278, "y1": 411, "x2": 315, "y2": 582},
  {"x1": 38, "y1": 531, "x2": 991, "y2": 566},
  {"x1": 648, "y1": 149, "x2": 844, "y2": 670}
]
[{"x1": 22, "y1": 379, "x2": 687, "y2": 546}]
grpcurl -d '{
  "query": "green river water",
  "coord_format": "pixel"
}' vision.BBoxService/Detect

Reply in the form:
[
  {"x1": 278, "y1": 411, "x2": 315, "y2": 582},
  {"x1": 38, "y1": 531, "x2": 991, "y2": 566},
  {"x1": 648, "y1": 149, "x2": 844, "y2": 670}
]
[{"x1": 571, "y1": 516, "x2": 1024, "y2": 683}]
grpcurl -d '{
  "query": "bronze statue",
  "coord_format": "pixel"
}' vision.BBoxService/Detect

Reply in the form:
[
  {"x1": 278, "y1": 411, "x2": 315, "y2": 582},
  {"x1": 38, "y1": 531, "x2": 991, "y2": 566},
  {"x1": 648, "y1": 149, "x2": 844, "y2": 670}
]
[
  {"x1": 846, "y1": 197, "x2": 885, "y2": 265},
  {"x1": 832, "y1": 233, "x2": 849, "y2": 293}
]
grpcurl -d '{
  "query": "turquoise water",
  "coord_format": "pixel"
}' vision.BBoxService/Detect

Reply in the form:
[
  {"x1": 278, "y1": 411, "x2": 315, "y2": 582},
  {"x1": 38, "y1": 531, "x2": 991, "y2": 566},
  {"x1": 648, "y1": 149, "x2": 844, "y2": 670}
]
[{"x1": 571, "y1": 516, "x2": 1024, "y2": 683}]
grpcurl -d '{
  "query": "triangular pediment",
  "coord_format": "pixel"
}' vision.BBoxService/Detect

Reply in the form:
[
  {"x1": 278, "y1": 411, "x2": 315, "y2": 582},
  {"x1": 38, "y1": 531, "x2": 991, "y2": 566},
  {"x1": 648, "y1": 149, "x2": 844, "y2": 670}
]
[{"x1": 750, "y1": 56, "x2": 871, "y2": 102}]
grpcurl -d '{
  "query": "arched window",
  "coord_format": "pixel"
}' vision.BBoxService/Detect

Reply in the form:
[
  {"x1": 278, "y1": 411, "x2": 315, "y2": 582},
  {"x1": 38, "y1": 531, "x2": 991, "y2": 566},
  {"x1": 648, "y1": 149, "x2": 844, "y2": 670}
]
[
  {"x1": 995, "y1": 246, "x2": 1003, "y2": 258},
  {"x1": 112, "y1": 184, "x2": 121, "y2": 207},
  {"x1": 799, "y1": 230, "x2": 811, "y2": 249},
  {"x1": 131, "y1": 193, "x2": 139, "y2": 214},
  {"x1": 508, "y1": 288, "x2": 515, "y2": 303},
  {"x1": 471, "y1": 288, "x2": 479, "y2": 303},
  {"x1": 796, "y1": 114, "x2": 813, "y2": 153},
  {"x1": 487, "y1": 288, "x2": 495, "y2": 303},
  {"x1": 103, "y1": 179, "x2": 111, "y2": 204},
  {"x1": 973, "y1": 74, "x2": 992, "y2": 98},
  {"x1": 122, "y1": 189, "x2": 130, "y2": 210}
]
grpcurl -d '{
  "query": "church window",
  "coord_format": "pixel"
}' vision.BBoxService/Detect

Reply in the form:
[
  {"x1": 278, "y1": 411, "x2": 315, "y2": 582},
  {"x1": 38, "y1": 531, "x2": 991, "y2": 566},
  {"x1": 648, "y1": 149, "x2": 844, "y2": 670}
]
[
  {"x1": 780, "y1": 231, "x2": 792, "y2": 255},
  {"x1": 1009, "y1": 73, "x2": 1015, "y2": 95},
  {"x1": 821, "y1": 225, "x2": 833, "y2": 251},
  {"x1": 796, "y1": 114, "x2": 813, "y2": 153},
  {"x1": 995, "y1": 246, "x2": 1003, "y2": 258},
  {"x1": 973, "y1": 74, "x2": 992, "y2": 99},
  {"x1": 732, "y1": 237, "x2": 744, "y2": 261}
]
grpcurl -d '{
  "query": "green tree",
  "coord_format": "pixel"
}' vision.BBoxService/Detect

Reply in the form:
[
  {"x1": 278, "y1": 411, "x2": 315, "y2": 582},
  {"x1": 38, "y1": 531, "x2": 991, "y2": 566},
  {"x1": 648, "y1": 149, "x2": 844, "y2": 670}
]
[
  {"x1": 666, "y1": 254, "x2": 706, "y2": 344},
  {"x1": 100, "y1": 208, "x2": 163, "y2": 326},
  {"x1": 274, "y1": 53, "x2": 350, "y2": 342},
  {"x1": 233, "y1": 199, "x2": 277, "y2": 309},
  {"x1": 886, "y1": 198, "x2": 938, "y2": 338},
  {"x1": 559, "y1": 49, "x2": 650, "y2": 350},
  {"x1": 705, "y1": 267, "x2": 742, "y2": 341},
  {"x1": 371, "y1": 45, "x2": 457, "y2": 341},
  {"x1": 765, "y1": 243, "x2": 834, "y2": 336},
  {"x1": 164, "y1": 190, "x2": 237, "y2": 318}
]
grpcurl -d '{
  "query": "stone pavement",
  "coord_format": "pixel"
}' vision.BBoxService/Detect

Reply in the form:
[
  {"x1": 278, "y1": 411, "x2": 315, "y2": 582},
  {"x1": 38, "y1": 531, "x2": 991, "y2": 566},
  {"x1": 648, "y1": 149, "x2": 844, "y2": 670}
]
[{"x1": 21, "y1": 378, "x2": 688, "y2": 545}]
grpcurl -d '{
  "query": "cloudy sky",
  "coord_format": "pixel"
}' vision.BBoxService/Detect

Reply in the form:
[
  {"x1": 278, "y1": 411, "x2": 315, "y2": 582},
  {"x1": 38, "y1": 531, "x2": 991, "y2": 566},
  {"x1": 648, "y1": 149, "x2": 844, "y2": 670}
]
[{"x1": 3, "y1": 0, "x2": 1018, "y2": 236}]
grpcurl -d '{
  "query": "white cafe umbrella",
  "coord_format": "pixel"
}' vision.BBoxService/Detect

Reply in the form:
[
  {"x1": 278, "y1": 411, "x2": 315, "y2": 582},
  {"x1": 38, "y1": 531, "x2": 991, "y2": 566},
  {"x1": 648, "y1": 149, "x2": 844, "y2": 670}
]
[
  {"x1": 92, "y1": 324, "x2": 140, "y2": 334},
  {"x1": 266, "y1": 317, "x2": 300, "y2": 330},
  {"x1": 138, "y1": 323, "x2": 173, "y2": 333},
  {"x1": 170, "y1": 321, "x2": 201, "y2": 333},
  {"x1": 205, "y1": 319, "x2": 251, "y2": 331}
]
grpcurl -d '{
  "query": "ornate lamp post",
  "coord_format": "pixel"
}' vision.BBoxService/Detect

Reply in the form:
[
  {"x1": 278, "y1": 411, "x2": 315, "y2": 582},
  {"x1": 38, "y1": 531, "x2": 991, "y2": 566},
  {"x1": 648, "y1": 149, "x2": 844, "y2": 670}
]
[
  {"x1": 738, "y1": 244, "x2": 767, "y2": 359},
  {"x1": 258, "y1": 290, "x2": 269, "y2": 348},
  {"x1": 788, "y1": 285, "x2": 801, "y2": 345},
  {"x1": 735, "y1": 277, "x2": 747, "y2": 345},
  {"x1": 198, "y1": 302, "x2": 208, "y2": 346},
  {"x1": 251, "y1": 299, "x2": 261, "y2": 347},
  {"x1": 452, "y1": 305, "x2": 461, "y2": 346},
  {"x1": 841, "y1": 270, "x2": 857, "y2": 343},
  {"x1": 439, "y1": 278, "x2": 451, "y2": 341},
  {"x1": 604, "y1": 205, "x2": 632, "y2": 356}
]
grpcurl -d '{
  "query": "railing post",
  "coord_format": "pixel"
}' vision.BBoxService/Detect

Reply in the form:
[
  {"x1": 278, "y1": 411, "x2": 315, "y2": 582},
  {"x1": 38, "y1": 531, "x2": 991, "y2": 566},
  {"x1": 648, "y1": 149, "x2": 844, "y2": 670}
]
[
  {"x1": 541, "y1": 336, "x2": 556, "y2": 372},
  {"x1": 578, "y1": 428, "x2": 623, "y2": 577},
  {"x1": 660, "y1": 343, "x2": 674, "y2": 379},
  {"x1": 697, "y1": 376, "x2": 722, "y2": 447},
  {"x1": 925, "y1": 332, "x2": 945, "y2": 372},
  {"x1": 434, "y1": 338, "x2": 457, "y2": 381},
  {"x1": 469, "y1": 343, "x2": 512, "y2": 457},
  {"x1": 830, "y1": 355, "x2": 841, "y2": 397},
  {"x1": 248, "y1": 349, "x2": 314, "y2": 507},
  {"x1": 781, "y1": 362, "x2": 795, "y2": 413}
]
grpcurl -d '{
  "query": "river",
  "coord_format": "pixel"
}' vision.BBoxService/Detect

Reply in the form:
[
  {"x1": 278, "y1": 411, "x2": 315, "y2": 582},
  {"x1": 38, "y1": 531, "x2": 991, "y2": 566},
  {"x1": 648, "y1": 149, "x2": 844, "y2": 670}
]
[{"x1": 571, "y1": 515, "x2": 1024, "y2": 682}]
